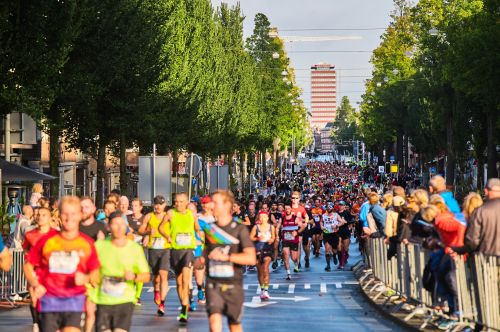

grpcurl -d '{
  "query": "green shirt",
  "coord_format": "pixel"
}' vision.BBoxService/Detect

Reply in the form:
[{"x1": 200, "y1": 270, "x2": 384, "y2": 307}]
[
  {"x1": 91, "y1": 239, "x2": 149, "y2": 305},
  {"x1": 170, "y1": 209, "x2": 196, "y2": 250}
]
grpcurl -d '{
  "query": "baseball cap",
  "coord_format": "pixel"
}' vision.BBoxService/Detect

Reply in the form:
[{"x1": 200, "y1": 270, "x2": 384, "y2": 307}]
[
  {"x1": 200, "y1": 195, "x2": 212, "y2": 204},
  {"x1": 393, "y1": 196, "x2": 405, "y2": 207},
  {"x1": 338, "y1": 200, "x2": 346, "y2": 206},
  {"x1": 153, "y1": 195, "x2": 166, "y2": 205}
]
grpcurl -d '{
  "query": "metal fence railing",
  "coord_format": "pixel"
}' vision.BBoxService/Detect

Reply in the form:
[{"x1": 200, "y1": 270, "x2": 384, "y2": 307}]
[
  {"x1": 358, "y1": 238, "x2": 500, "y2": 331},
  {"x1": 0, "y1": 249, "x2": 28, "y2": 306}
]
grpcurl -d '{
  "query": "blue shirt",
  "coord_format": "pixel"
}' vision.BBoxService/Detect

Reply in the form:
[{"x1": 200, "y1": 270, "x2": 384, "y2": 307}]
[
  {"x1": 370, "y1": 204, "x2": 387, "y2": 234},
  {"x1": 359, "y1": 201, "x2": 370, "y2": 228},
  {"x1": 0, "y1": 236, "x2": 5, "y2": 253},
  {"x1": 440, "y1": 191, "x2": 466, "y2": 225}
]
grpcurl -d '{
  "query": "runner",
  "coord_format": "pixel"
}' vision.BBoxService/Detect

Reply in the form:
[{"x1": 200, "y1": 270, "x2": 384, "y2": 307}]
[
  {"x1": 321, "y1": 202, "x2": 346, "y2": 271},
  {"x1": 127, "y1": 198, "x2": 145, "y2": 305},
  {"x1": 205, "y1": 190, "x2": 256, "y2": 332},
  {"x1": 250, "y1": 211, "x2": 275, "y2": 300},
  {"x1": 138, "y1": 195, "x2": 170, "y2": 316},
  {"x1": 336, "y1": 201, "x2": 353, "y2": 269},
  {"x1": 282, "y1": 200, "x2": 306, "y2": 280},
  {"x1": 22, "y1": 207, "x2": 58, "y2": 332},
  {"x1": 270, "y1": 202, "x2": 283, "y2": 271},
  {"x1": 290, "y1": 191, "x2": 308, "y2": 271},
  {"x1": 91, "y1": 211, "x2": 150, "y2": 332},
  {"x1": 310, "y1": 198, "x2": 325, "y2": 261},
  {"x1": 159, "y1": 192, "x2": 199, "y2": 323},
  {"x1": 192, "y1": 195, "x2": 215, "y2": 310},
  {"x1": 24, "y1": 196, "x2": 100, "y2": 332}
]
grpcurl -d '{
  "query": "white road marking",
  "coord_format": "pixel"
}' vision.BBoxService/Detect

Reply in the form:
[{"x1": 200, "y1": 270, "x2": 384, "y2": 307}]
[
  {"x1": 320, "y1": 283, "x2": 327, "y2": 293},
  {"x1": 335, "y1": 282, "x2": 343, "y2": 289},
  {"x1": 288, "y1": 284, "x2": 295, "y2": 294},
  {"x1": 304, "y1": 283, "x2": 311, "y2": 289},
  {"x1": 272, "y1": 284, "x2": 279, "y2": 289},
  {"x1": 244, "y1": 284, "x2": 249, "y2": 290}
]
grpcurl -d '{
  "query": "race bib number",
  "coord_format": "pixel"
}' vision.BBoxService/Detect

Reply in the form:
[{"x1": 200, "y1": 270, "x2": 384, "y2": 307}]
[
  {"x1": 176, "y1": 233, "x2": 192, "y2": 246},
  {"x1": 152, "y1": 237, "x2": 165, "y2": 249},
  {"x1": 284, "y1": 231, "x2": 295, "y2": 241},
  {"x1": 313, "y1": 216, "x2": 320, "y2": 222},
  {"x1": 101, "y1": 276, "x2": 126, "y2": 297},
  {"x1": 48, "y1": 251, "x2": 79, "y2": 274},
  {"x1": 208, "y1": 260, "x2": 234, "y2": 278}
]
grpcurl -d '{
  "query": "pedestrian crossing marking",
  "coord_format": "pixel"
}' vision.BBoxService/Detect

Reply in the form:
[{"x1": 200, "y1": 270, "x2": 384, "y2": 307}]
[
  {"x1": 272, "y1": 284, "x2": 279, "y2": 289},
  {"x1": 320, "y1": 283, "x2": 327, "y2": 293},
  {"x1": 304, "y1": 283, "x2": 311, "y2": 289},
  {"x1": 256, "y1": 286, "x2": 261, "y2": 294},
  {"x1": 288, "y1": 284, "x2": 295, "y2": 294},
  {"x1": 335, "y1": 282, "x2": 342, "y2": 289},
  {"x1": 244, "y1": 284, "x2": 249, "y2": 290}
]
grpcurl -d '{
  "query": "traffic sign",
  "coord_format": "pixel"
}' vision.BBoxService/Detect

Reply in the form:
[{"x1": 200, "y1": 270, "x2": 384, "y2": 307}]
[
  {"x1": 360, "y1": 160, "x2": 366, "y2": 167},
  {"x1": 185, "y1": 154, "x2": 202, "y2": 176},
  {"x1": 389, "y1": 155, "x2": 395, "y2": 162},
  {"x1": 192, "y1": 178, "x2": 197, "y2": 186},
  {"x1": 430, "y1": 166, "x2": 437, "y2": 174},
  {"x1": 390, "y1": 165, "x2": 398, "y2": 173},
  {"x1": 378, "y1": 166, "x2": 385, "y2": 173}
]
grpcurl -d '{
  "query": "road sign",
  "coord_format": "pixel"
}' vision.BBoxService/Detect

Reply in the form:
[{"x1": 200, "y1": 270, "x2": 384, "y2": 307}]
[
  {"x1": 430, "y1": 166, "x2": 437, "y2": 174},
  {"x1": 378, "y1": 166, "x2": 385, "y2": 173},
  {"x1": 390, "y1": 164, "x2": 398, "y2": 173},
  {"x1": 390, "y1": 155, "x2": 395, "y2": 162},
  {"x1": 209, "y1": 165, "x2": 229, "y2": 193},
  {"x1": 360, "y1": 160, "x2": 366, "y2": 167},
  {"x1": 138, "y1": 156, "x2": 172, "y2": 205},
  {"x1": 192, "y1": 178, "x2": 197, "y2": 186},
  {"x1": 185, "y1": 154, "x2": 202, "y2": 176}
]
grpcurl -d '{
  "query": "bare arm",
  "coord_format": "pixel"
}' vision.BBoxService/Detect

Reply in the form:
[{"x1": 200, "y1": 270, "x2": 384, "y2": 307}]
[
  {"x1": 158, "y1": 210, "x2": 173, "y2": 240},
  {"x1": 138, "y1": 214, "x2": 151, "y2": 236},
  {"x1": 0, "y1": 247, "x2": 12, "y2": 272},
  {"x1": 249, "y1": 225, "x2": 258, "y2": 242}
]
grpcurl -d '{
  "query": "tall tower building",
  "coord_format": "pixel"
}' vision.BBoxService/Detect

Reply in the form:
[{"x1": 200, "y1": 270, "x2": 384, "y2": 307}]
[{"x1": 310, "y1": 63, "x2": 337, "y2": 129}]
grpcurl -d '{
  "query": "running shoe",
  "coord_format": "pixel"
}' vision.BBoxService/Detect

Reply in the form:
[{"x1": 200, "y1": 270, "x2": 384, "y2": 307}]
[
  {"x1": 154, "y1": 291, "x2": 161, "y2": 305},
  {"x1": 294, "y1": 266, "x2": 300, "y2": 273},
  {"x1": 325, "y1": 266, "x2": 331, "y2": 272},
  {"x1": 262, "y1": 290, "x2": 270, "y2": 300},
  {"x1": 305, "y1": 258, "x2": 310, "y2": 268},
  {"x1": 337, "y1": 265, "x2": 344, "y2": 270},
  {"x1": 135, "y1": 298, "x2": 142, "y2": 306},
  {"x1": 197, "y1": 289, "x2": 206, "y2": 304},
  {"x1": 332, "y1": 255, "x2": 338, "y2": 265},
  {"x1": 33, "y1": 323, "x2": 40, "y2": 332},
  {"x1": 286, "y1": 274, "x2": 291, "y2": 280},
  {"x1": 190, "y1": 300, "x2": 197, "y2": 312},
  {"x1": 298, "y1": 262, "x2": 302, "y2": 269},
  {"x1": 179, "y1": 305, "x2": 189, "y2": 323},
  {"x1": 157, "y1": 303, "x2": 165, "y2": 316},
  {"x1": 272, "y1": 261, "x2": 278, "y2": 270}
]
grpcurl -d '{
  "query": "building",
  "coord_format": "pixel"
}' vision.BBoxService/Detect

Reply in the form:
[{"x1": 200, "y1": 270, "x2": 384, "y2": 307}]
[
  {"x1": 320, "y1": 122, "x2": 334, "y2": 153},
  {"x1": 310, "y1": 63, "x2": 337, "y2": 129}
]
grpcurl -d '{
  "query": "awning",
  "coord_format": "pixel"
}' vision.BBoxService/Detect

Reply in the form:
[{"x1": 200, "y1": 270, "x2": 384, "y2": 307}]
[{"x1": 0, "y1": 160, "x2": 56, "y2": 182}]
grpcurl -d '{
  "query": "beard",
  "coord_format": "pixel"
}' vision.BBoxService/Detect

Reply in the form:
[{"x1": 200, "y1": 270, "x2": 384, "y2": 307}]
[{"x1": 82, "y1": 212, "x2": 93, "y2": 222}]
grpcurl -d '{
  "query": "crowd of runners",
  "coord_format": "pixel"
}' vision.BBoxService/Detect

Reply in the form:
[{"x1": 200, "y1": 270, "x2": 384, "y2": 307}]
[{"x1": 2, "y1": 160, "x2": 498, "y2": 332}]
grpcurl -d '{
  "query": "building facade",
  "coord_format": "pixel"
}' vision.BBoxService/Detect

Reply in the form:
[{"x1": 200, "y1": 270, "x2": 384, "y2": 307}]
[{"x1": 310, "y1": 63, "x2": 337, "y2": 129}]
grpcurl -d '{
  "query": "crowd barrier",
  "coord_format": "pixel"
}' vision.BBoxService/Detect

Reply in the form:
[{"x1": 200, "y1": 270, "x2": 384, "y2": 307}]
[
  {"x1": 0, "y1": 249, "x2": 28, "y2": 306},
  {"x1": 357, "y1": 238, "x2": 500, "y2": 331}
]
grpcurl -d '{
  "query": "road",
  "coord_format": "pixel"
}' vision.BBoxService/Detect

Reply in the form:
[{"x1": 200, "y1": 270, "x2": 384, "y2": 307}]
[{"x1": 1, "y1": 241, "x2": 403, "y2": 332}]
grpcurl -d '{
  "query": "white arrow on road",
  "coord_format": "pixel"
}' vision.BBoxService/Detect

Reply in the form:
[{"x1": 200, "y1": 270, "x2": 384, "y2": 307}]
[
  {"x1": 268, "y1": 296, "x2": 310, "y2": 302},
  {"x1": 243, "y1": 301, "x2": 278, "y2": 308}
]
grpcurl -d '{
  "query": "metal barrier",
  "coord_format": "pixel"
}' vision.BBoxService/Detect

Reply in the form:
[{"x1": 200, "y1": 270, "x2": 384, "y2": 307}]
[
  {"x1": 361, "y1": 237, "x2": 500, "y2": 331},
  {"x1": 0, "y1": 249, "x2": 28, "y2": 306}
]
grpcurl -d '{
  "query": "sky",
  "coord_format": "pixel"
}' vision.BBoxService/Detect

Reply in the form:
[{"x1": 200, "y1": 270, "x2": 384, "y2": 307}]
[{"x1": 210, "y1": 0, "x2": 395, "y2": 109}]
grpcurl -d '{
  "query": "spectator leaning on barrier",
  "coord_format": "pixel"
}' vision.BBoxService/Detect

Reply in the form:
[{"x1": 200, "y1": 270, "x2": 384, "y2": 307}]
[
  {"x1": 365, "y1": 192, "x2": 386, "y2": 238},
  {"x1": 461, "y1": 192, "x2": 483, "y2": 223},
  {"x1": 409, "y1": 189, "x2": 432, "y2": 245},
  {"x1": 429, "y1": 175, "x2": 466, "y2": 224},
  {"x1": 451, "y1": 178, "x2": 500, "y2": 257},
  {"x1": 385, "y1": 196, "x2": 405, "y2": 259}
]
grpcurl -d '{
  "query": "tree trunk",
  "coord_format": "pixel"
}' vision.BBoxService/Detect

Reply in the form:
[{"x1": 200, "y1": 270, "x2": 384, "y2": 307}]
[
  {"x1": 403, "y1": 134, "x2": 409, "y2": 173},
  {"x1": 119, "y1": 133, "x2": 128, "y2": 196},
  {"x1": 396, "y1": 129, "x2": 403, "y2": 171},
  {"x1": 261, "y1": 149, "x2": 266, "y2": 188},
  {"x1": 239, "y1": 151, "x2": 245, "y2": 197},
  {"x1": 49, "y1": 126, "x2": 60, "y2": 198},
  {"x1": 445, "y1": 107, "x2": 455, "y2": 186},
  {"x1": 95, "y1": 141, "x2": 106, "y2": 208},
  {"x1": 486, "y1": 110, "x2": 498, "y2": 179}
]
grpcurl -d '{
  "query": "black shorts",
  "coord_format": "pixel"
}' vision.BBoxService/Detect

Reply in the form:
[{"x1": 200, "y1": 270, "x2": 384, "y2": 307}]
[
  {"x1": 40, "y1": 312, "x2": 84, "y2": 332},
  {"x1": 170, "y1": 249, "x2": 194, "y2": 275},
  {"x1": 148, "y1": 248, "x2": 171, "y2": 275},
  {"x1": 282, "y1": 242, "x2": 299, "y2": 252},
  {"x1": 338, "y1": 227, "x2": 351, "y2": 240},
  {"x1": 206, "y1": 282, "x2": 244, "y2": 325},
  {"x1": 96, "y1": 303, "x2": 134, "y2": 332},
  {"x1": 323, "y1": 233, "x2": 340, "y2": 248},
  {"x1": 311, "y1": 228, "x2": 323, "y2": 235}
]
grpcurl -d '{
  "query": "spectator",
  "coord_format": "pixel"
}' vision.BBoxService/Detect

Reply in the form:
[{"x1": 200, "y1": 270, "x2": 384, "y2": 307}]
[
  {"x1": 409, "y1": 189, "x2": 431, "y2": 245},
  {"x1": 452, "y1": 178, "x2": 500, "y2": 256},
  {"x1": 429, "y1": 175, "x2": 465, "y2": 223},
  {"x1": 385, "y1": 196, "x2": 405, "y2": 259},
  {"x1": 392, "y1": 185, "x2": 406, "y2": 199},
  {"x1": 366, "y1": 192, "x2": 386, "y2": 237},
  {"x1": 462, "y1": 192, "x2": 483, "y2": 222},
  {"x1": 0, "y1": 234, "x2": 11, "y2": 271},
  {"x1": 29, "y1": 183, "x2": 44, "y2": 207},
  {"x1": 12, "y1": 205, "x2": 35, "y2": 249}
]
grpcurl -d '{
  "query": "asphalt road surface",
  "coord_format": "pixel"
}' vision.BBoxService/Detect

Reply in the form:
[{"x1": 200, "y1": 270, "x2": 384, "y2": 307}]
[{"x1": 1, "y1": 241, "x2": 404, "y2": 332}]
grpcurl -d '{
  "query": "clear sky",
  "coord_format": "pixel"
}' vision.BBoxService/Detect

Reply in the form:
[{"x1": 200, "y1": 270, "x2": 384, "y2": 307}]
[{"x1": 210, "y1": 0, "x2": 395, "y2": 109}]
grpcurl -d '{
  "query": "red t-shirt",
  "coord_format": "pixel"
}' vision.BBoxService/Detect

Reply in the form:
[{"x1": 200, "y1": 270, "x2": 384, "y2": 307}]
[
  {"x1": 23, "y1": 228, "x2": 58, "y2": 253},
  {"x1": 26, "y1": 231, "x2": 100, "y2": 298},
  {"x1": 291, "y1": 206, "x2": 307, "y2": 221}
]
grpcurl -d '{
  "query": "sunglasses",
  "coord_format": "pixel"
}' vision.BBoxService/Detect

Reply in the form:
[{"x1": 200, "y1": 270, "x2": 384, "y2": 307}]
[{"x1": 292, "y1": 197, "x2": 300, "y2": 199}]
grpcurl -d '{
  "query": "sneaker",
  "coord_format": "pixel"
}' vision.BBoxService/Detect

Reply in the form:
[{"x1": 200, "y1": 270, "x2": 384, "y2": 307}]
[
  {"x1": 286, "y1": 274, "x2": 291, "y2": 280},
  {"x1": 305, "y1": 258, "x2": 310, "y2": 268},
  {"x1": 260, "y1": 290, "x2": 266, "y2": 301},
  {"x1": 332, "y1": 255, "x2": 338, "y2": 265},
  {"x1": 337, "y1": 265, "x2": 344, "y2": 270},
  {"x1": 33, "y1": 323, "x2": 39, "y2": 332},
  {"x1": 154, "y1": 291, "x2": 161, "y2": 305},
  {"x1": 179, "y1": 306, "x2": 189, "y2": 323},
  {"x1": 190, "y1": 300, "x2": 197, "y2": 311},
  {"x1": 438, "y1": 319, "x2": 457, "y2": 330},
  {"x1": 157, "y1": 303, "x2": 165, "y2": 316},
  {"x1": 272, "y1": 261, "x2": 278, "y2": 270},
  {"x1": 135, "y1": 298, "x2": 142, "y2": 306},
  {"x1": 325, "y1": 266, "x2": 331, "y2": 272},
  {"x1": 294, "y1": 266, "x2": 300, "y2": 273},
  {"x1": 197, "y1": 289, "x2": 206, "y2": 304},
  {"x1": 262, "y1": 290, "x2": 270, "y2": 300},
  {"x1": 298, "y1": 262, "x2": 302, "y2": 269}
]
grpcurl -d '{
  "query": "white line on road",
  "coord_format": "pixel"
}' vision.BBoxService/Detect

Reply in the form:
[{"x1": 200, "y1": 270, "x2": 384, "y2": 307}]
[
  {"x1": 288, "y1": 284, "x2": 295, "y2": 294},
  {"x1": 256, "y1": 286, "x2": 261, "y2": 294},
  {"x1": 320, "y1": 283, "x2": 327, "y2": 293},
  {"x1": 272, "y1": 284, "x2": 279, "y2": 289},
  {"x1": 244, "y1": 284, "x2": 249, "y2": 290},
  {"x1": 335, "y1": 282, "x2": 342, "y2": 289},
  {"x1": 304, "y1": 283, "x2": 311, "y2": 289}
]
